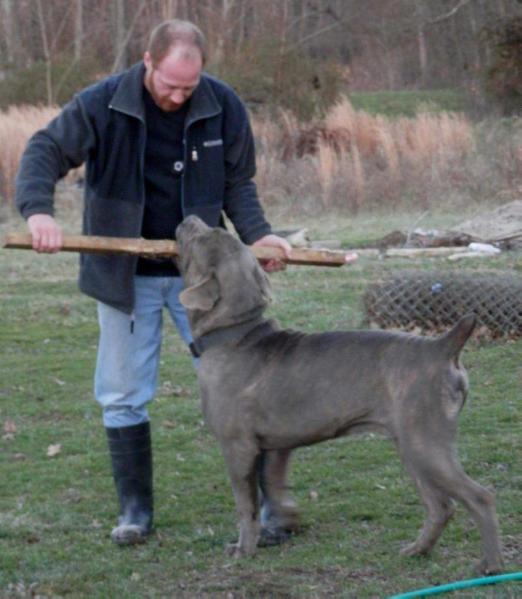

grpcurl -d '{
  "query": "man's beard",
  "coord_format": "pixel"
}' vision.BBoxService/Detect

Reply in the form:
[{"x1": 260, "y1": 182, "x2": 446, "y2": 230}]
[{"x1": 144, "y1": 71, "x2": 182, "y2": 112}]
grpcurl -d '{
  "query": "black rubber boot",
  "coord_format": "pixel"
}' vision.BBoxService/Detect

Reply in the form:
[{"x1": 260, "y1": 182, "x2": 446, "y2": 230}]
[{"x1": 106, "y1": 422, "x2": 153, "y2": 545}]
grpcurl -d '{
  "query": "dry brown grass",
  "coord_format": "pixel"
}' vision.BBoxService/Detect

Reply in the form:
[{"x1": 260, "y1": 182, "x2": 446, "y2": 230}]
[
  {"x1": 0, "y1": 105, "x2": 60, "y2": 201},
  {"x1": 1, "y1": 99, "x2": 520, "y2": 218},
  {"x1": 315, "y1": 140, "x2": 337, "y2": 204},
  {"x1": 253, "y1": 96, "x2": 521, "y2": 215}
]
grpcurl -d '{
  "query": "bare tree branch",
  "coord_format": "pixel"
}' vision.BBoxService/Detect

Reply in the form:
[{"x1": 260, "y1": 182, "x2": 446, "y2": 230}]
[
  {"x1": 50, "y1": 2, "x2": 74, "y2": 55},
  {"x1": 111, "y1": 0, "x2": 147, "y2": 73},
  {"x1": 35, "y1": 0, "x2": 53, "y2": 104},
  {"x1": 429, "y1": 0, "x2": 474, "y2": 25},
  {"x1": 74, "y1": 0, "x2": 83, "y2": 62},
  {"x1": 285, "y1": 20, "x2": 344, "y2": 53}
]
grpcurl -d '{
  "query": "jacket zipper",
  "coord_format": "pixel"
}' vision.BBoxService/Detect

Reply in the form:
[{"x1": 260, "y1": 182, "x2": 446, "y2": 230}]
[
  {"x1": 109, "y1": 104, "x2": 147, "y2": 316},
  {"x1": 181, "y1": 111, "x2": 217, "y2": 217}
]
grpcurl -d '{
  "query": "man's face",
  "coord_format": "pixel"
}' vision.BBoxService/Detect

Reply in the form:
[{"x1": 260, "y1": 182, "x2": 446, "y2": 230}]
[{"x1": 143, "y1": 47, "x2": 202, "y2": 112}]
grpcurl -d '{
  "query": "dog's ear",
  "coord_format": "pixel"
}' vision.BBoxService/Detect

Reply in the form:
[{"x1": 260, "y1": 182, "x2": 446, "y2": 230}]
[
  {"x1": 253, "y1": 263, "x2": 272, "y2": 303},
  {"x1": 179, "y1": 272, "x2": 220, "y2": 311}
]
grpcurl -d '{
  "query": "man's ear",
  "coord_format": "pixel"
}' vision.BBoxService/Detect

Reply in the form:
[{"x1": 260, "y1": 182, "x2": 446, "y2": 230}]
[{"x1": 179, "y1": 272, "x2": 220, "y2": 311}]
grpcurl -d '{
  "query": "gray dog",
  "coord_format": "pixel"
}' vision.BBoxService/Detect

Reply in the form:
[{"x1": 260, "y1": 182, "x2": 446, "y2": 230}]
[{"x1": 175, "y1": 215, "x2": 503, "y2": 574}]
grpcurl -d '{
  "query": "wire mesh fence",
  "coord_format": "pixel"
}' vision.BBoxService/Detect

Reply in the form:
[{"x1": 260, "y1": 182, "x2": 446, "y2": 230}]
[{"x1": 363, "y1": 270, "x2": 522, "y2": 338}]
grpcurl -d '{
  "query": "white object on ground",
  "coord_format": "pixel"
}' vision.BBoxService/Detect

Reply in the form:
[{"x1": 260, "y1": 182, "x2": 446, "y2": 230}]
[{"x1": 448, "y1": 242, "x2": 501, "y2": 261}]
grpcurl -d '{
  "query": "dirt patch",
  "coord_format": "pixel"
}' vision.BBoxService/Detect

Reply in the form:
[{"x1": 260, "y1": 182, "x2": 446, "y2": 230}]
[
  {"x1": 451, "y1": 200, "x2": 522, "y2": 243},
  {"x1": 173, "y1": 563, "x2": 385, "y2": 598}
]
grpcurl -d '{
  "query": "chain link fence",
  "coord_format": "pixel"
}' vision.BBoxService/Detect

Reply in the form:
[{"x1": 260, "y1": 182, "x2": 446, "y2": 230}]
[{"x1": 363, "y1": 270, "x2": 522, "y2": 338}]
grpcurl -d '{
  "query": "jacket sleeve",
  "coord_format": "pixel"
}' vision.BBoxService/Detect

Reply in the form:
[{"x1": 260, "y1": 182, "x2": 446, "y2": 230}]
[
  {"x1": 15, "y1": 96, "x2": 95, "y2": 219},
  {"x1": 222, "y1": 103, "x2": 272, "y2": 245}
]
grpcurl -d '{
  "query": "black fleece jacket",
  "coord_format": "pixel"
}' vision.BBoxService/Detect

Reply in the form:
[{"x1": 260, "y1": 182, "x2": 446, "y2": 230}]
[{"x1": 15, "y1": 62, "x2": 271, "y2": 313}]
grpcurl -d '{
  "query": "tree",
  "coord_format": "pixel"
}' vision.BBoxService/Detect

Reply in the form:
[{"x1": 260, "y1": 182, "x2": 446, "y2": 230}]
[
  {"x1": 74, "y1": 0, "x2": 83, "y2": 62},
  {"x1": 35, "y1": 0, "x2": 53, "y2": 104},
  {"x1": 482, "y1": 15, "x2": 522, "y2": 114}
]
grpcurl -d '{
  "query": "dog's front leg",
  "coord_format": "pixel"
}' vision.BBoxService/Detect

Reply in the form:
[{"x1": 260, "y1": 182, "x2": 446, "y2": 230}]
[
  {"x1": 259, "y1": 449, "x2": 300, "y2": 546},
  {"x1": 222, "y1": 443, "x2": 261, "y2": 558}
]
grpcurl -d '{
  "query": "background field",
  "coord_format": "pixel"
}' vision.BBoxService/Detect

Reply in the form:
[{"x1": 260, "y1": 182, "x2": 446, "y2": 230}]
[{"x1": 1, "y1": 200, "x2": 521, "y2": 598}]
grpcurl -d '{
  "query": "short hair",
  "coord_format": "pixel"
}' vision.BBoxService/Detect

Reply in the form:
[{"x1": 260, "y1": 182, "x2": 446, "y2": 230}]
[{"x1": 147, "y1": 19, "x2": 207, "y2": 66}]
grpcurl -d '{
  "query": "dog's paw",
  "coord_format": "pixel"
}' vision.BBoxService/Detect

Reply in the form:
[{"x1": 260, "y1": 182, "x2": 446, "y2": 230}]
[
  {"x1": 225, "y1": 542, "x2": 242, "y2": 559},
  {"x1": 475, "y1": 557, "x2": 504, "y2": 576},
  {"x1": 225, "y1": 542, "x2": 256, "y2": 559},
  {"x1": 400, "y1": 542, "x2": 430, "y2": 557}
]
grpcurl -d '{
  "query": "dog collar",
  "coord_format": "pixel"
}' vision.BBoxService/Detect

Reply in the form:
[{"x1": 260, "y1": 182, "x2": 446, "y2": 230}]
[{"x1": 189, "y1": 311, "x2": 266, "y2": 358}]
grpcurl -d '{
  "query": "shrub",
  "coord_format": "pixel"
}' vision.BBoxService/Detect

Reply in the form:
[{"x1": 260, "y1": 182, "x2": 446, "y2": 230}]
[
  {"x1": 480, "y1": 17, "x2": 522, "y2": 116},
  {"x1": 0, "y1": 58, "x2": 104, "y2": 109},
  {"x1": 211, "y1": 36, "x2": 341, "y2": 121}
]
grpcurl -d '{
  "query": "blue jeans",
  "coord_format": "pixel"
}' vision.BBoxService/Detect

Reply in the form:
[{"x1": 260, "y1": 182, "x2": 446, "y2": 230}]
[{"x1": 95, "y1": 276, "x2": 194, "y2": 428}]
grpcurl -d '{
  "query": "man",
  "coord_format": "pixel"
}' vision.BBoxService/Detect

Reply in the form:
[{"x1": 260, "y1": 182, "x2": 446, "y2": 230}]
[{"x1": 15, "y1": 19, "x2": 291, "y2": 546}]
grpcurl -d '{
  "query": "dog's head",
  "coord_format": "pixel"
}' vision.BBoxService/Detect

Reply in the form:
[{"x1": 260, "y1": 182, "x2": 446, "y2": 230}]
[{"x1": 176, "y1": 216, "x2": 272, "y2": 337}]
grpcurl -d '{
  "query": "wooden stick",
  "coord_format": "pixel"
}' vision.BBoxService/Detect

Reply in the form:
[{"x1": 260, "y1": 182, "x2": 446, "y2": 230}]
[{"x1": 2, "y1": 232, "x2": 349, "y2": 267}]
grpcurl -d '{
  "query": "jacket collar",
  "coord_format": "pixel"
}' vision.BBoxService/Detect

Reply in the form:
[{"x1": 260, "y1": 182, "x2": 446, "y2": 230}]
[{"x1": 109, "y1": 62, "x2": 222, "y2": 124}]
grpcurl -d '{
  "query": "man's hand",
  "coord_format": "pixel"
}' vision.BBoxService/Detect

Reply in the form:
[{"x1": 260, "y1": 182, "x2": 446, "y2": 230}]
[
  {"x1": 252, "y1": 234, "x2": 293, "y2": 273},
  {"x1": 27, "y1": 214, "x2": 63, "y2": 253}
]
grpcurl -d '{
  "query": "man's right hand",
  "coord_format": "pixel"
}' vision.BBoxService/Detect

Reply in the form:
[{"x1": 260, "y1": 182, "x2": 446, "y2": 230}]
[{"x1": 27, "y1": 214, "x2": 63, "y2": 253}]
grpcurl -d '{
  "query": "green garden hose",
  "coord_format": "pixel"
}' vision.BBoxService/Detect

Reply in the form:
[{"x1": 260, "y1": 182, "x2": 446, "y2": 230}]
[{"x1": 389, "y1": 571, "x2": 522, "y2": 598}]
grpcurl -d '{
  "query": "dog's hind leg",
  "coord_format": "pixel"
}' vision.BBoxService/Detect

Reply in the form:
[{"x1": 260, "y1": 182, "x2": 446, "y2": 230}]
[
  {"x1": 400, "y1": 443, "x2": 503, "y2": 574},
  {"x1": 441, "y1": 467, "x2": 502, "y2": 574},
  {"x1": 400, "y1": 470, "x2": 456, "y2": 557},
  {"x1": 258, "y1": 449, "x2": 300, "y2": 546},
  {"x1": 221, "y1": 442, "x2": 261, "y2": 558}
]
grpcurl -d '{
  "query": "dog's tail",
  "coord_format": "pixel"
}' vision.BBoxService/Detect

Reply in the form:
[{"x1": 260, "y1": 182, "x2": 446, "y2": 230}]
[{"x1": 438, "y1": 313, "x2": 477, "y2": 359}]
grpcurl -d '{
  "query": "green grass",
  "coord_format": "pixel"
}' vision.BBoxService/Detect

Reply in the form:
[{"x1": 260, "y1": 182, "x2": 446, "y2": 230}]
[
  {"x1": 1, "y1": 208, "x2": 521, "y2": 598},
  {"x1": 348, "y1": 89, "x2": 470, "y2": 117}
]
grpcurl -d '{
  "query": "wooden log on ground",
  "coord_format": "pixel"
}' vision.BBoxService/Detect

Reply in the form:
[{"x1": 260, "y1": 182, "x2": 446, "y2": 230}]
[{"x1": 385, "y1": 247, "x2": 471, "y2": 258}]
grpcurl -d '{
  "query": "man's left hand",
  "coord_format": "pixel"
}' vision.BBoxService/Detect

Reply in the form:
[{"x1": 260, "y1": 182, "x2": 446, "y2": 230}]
[{"x1": 252, "y1": 234, "x2": 293, "y2": 273}]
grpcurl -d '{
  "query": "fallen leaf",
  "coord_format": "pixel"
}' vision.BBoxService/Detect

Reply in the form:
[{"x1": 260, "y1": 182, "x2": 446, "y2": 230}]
[
  {"x1": 54, "y1": 378, "x2": 66, "y2": 386},
  {"x1": 4, "y1": 420, "x2": 17, "y2": 434},
  {"x1": 173, "y1": 385, "x2": 191, "y2": 397},
  {"x1": 46, "y1": 444, "x2": 62, "y2": 457},
  {"x1": 26, "y1": 534, "x2": 40, "y2": 544},
  {"x1": 61, "y1": 488, "x2": 82, "y2": 503}
]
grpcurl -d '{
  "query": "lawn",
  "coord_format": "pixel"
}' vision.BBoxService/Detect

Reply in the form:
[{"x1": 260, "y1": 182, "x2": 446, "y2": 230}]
[
  {"x1": 1, "y1": 206, "x2": 521, "y2": 598},
  {"x1": 347, "y1": 89, "x2": 470, "y2": 118}
]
